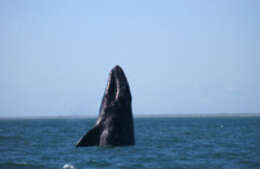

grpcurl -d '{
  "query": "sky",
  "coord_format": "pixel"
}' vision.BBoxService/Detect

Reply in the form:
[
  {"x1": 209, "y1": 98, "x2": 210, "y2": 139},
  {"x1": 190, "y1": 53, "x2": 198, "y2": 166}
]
[{"x1": 0, "y1": 0, "x2": 259, "y2": 117}]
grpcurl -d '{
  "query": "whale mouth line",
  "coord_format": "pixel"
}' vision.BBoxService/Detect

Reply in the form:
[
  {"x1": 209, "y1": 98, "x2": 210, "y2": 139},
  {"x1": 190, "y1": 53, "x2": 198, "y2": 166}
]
[
  {"x1": 105, "y1": 71, "x2": 117, "y2": 105},
  {"x1": 106, "y1": 66, "x2": 127, "y2": 104}
]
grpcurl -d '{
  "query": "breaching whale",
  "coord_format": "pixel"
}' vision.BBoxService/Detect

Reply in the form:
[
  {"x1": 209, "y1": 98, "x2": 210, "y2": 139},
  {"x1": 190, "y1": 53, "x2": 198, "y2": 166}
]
[{"x1": 76, "y1": 65, "x2": 135, "y2": 147}]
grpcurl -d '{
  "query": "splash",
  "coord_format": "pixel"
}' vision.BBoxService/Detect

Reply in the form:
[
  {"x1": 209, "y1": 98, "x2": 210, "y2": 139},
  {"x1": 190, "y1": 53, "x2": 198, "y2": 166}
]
[{"x1": 63, "y1": 164, "x2": 75, "y2": 169}]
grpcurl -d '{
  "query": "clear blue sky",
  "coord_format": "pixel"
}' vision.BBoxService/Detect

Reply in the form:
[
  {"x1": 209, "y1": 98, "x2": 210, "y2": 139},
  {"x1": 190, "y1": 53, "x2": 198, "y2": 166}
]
[{"x1": 0, "y1": 0, "x2": 259, "y2": 117}]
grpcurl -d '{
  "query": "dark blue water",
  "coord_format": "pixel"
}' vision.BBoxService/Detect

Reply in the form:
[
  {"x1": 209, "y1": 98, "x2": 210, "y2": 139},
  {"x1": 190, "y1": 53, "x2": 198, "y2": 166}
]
[{"x1": 0, "y1": 117, "x2": 260, "y2": 169}]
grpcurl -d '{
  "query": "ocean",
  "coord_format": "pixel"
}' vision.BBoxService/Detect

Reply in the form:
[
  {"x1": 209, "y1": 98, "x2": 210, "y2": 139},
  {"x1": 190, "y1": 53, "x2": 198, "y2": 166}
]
[{"x1": 0, "y1": 117, "x2": 259, "y2": 169}]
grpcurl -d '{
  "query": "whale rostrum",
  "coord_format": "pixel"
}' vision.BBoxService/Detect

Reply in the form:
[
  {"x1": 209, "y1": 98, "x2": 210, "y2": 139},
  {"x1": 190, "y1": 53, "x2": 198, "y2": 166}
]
[{"x1": 76, "y1": 65, "x2": 135, "y2": 147}]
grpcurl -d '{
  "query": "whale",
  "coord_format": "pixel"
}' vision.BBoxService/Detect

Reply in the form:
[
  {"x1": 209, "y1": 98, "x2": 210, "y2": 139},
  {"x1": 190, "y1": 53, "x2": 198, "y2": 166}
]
[{"x1": 76, "y1": 65, "x2": 135, "y2": 147}]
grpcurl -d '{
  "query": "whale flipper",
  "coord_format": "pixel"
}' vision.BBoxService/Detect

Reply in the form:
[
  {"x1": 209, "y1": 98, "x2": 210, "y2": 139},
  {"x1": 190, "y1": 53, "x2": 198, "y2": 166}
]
[
  {"x1": 76, "y1": 125, "x2": 101, "y2": 147},
  {"x1": 76, "y1": 65, "x2": 135, "y2": 147}
]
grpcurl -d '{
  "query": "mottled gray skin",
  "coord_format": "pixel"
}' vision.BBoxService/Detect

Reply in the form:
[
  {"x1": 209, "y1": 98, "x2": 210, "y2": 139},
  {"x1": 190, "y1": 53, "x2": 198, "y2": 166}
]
[{"x1": 76, "y1": 65, "x2": 135, "y2": 147}]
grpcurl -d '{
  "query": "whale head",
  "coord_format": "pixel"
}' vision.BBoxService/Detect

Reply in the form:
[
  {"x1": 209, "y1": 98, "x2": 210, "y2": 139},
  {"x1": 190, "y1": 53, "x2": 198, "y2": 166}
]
[{"x1": 76, "y1": 65, "x2": 135, "y2": 147}]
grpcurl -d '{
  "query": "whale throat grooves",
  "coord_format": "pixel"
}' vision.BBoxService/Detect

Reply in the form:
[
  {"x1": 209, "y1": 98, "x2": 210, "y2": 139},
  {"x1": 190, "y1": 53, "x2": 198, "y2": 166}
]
[{"x1": 76, "y1": 65, "x2": 135, "y2": 147}]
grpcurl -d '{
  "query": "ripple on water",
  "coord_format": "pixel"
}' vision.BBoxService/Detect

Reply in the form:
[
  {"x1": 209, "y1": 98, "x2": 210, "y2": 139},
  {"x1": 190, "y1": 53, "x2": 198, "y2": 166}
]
[
  {"x1": 0, "y1": 135, "x2": 21, "y2": 141},
  {"x1": 87, "y1": 159, "x2": 112, "y2": 167},
  {"x1": 0, "y1": 162, "x2": 44, "y2": 169}
]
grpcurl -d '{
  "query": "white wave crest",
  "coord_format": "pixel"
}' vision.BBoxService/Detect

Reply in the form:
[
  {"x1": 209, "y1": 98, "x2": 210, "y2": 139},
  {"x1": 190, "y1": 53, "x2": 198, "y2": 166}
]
[{"x1": 63, "y1": 164, "x2": 75, "y2": 169}]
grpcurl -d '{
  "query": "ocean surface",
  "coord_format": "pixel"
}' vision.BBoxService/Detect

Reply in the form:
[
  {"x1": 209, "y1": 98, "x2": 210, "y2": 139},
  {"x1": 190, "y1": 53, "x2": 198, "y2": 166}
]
[{"x1": 0, "y1": 117, "x2": 259, "y2": 169}]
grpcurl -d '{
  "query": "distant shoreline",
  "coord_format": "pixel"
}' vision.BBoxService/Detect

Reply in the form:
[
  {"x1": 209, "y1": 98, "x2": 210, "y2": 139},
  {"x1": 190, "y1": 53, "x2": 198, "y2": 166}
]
[{"x1": 0, "y1": 113, "x2": 260, "y2": 120}]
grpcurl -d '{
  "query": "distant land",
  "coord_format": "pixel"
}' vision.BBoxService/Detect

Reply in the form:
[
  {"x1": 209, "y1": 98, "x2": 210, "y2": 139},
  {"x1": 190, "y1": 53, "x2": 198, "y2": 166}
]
[{"x1": 0, "y1": 113, "x2": 260, "y2": 120}]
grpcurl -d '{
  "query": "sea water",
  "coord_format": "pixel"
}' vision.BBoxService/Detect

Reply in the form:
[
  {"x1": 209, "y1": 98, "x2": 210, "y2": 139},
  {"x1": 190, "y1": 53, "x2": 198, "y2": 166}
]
[{"x1": 0, "y1": 117, "x2": 259, "y2": 169}]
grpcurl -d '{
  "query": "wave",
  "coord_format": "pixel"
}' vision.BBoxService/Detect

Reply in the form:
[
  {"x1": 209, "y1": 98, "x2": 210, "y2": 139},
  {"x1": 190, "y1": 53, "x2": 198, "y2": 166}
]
[
  {"x1": 0, "y1": 162, "x2": 44, "y2": 169},
  {"x1": 0, "y1": 135, "x2": 21, "y2": 141},
  {"x1": 87, "y1": 159, "x2": 112, "y2": 167}
]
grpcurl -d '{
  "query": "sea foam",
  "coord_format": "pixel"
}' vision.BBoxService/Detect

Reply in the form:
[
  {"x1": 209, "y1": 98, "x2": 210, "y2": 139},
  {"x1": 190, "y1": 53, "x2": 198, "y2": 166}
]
[{"x1": 63, "y1": 164, "x2": 75, "y2": 169}]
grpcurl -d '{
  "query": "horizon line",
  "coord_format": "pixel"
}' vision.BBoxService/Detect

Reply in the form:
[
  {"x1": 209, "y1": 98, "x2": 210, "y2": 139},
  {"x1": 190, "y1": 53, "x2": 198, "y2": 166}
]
[{"x1": 0, "y1": 112, "x2": 260, "y2": 119}]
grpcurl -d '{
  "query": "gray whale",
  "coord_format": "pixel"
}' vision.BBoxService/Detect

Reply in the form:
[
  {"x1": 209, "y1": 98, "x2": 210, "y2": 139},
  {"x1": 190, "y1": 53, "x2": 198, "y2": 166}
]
[{"x1": 76, "y1": 65, "x2": 135, "y2": 147}]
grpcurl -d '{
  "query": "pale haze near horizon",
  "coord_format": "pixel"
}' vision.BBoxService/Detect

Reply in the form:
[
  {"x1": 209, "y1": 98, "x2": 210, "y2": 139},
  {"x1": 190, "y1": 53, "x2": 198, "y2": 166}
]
[{"x1": 0, "y1": 0, "x2": 259, "y2": 117}]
